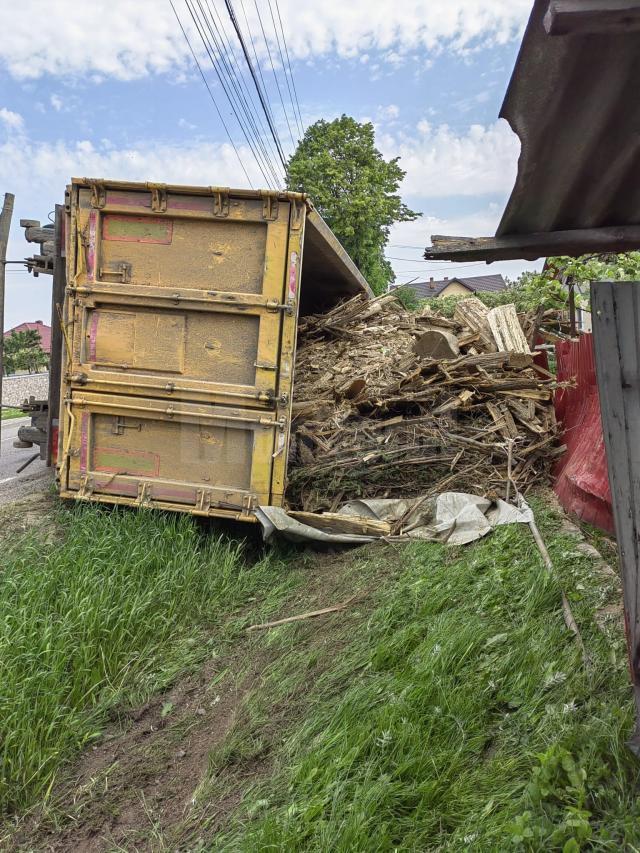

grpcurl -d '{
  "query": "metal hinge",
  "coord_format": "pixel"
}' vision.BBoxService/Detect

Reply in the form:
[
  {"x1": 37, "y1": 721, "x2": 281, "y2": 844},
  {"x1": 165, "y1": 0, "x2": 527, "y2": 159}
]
[
  {"x1": 261, "y1": 191, "x2": 279, "y2": 221},
  {"x1": 211, "y1": 187, "x2": 230, "y2": 217},
  {"x1": 196, "y1": 489, "x2": 212, "y2": 512},
  {"x1": 149, "y1": 184, "x2": 168, "y2": 212},
  {"x1": 89, "y1": 181, "x2": 106, "y2": 209},
  {"x1": 136, "y1": 482, "x2": 152, "y2": 506}
]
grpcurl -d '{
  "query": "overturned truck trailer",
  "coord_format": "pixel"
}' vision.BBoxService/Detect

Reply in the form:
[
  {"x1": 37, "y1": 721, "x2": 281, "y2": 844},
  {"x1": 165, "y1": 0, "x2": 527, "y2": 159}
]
[{"x1": 57, "y1": 179, "x2": 371, "y2": 519}]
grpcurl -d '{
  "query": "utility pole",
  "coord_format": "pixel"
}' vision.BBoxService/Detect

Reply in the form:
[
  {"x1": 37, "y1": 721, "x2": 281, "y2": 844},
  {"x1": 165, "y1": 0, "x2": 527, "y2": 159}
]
[{"x1": 0, "y1": 192, "x2": 15, "y2": 457}]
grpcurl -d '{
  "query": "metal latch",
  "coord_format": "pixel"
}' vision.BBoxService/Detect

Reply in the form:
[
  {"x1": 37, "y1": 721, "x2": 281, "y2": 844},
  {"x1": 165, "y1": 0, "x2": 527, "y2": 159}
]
[
  {"x1": 89, "y1": 181, "x2": 106, "y2": 209},
  {"x1": 261, "y1": 191, "x2": 279, "y2": 221},
  {"x1": 265, "y1": 298, "x2": 292, "y2": 314},
  {"x1": 254, "y1": 359, "x2": 277, "y2": 371},
  {"x1": 112, "y1": 416, "x2": 142, "y2": 435},
  {"x1": 211, "y1": 187, "x2": 230, "y2": 217},
  {"x1": 149, "y1": 184, "x2": 168, "y2": 212},
  {"x1": 99, "y1": 262, "x2": 132, "y2": 283}
]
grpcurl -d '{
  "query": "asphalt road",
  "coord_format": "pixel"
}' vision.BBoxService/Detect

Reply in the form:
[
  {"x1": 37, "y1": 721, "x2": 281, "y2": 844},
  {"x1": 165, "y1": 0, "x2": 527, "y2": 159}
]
[{"x1": 0, "y1": 417, "x2": 52, "y2": 505}]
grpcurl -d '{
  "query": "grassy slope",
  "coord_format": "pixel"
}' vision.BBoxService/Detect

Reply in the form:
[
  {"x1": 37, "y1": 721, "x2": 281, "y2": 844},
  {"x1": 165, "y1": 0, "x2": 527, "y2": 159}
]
[
  {"x1": 0, "y1": 505, "x2": 298, "y2": 816},
  {"x1": 204, "y1": 504, "x2": 638, "y2": 852},
  {"x1": 2, "y1": 499, "x2": 638, "y2": 851}
]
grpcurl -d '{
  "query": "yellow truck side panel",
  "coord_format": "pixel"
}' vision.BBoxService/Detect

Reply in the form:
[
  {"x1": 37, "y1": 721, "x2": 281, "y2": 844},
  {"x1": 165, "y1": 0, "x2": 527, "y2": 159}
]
[{"x1": 58, "y1": 179, "x2": 370, "y2": 520}]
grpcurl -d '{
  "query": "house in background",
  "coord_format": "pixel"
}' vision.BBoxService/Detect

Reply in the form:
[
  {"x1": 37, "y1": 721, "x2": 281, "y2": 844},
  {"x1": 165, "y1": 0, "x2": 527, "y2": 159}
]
[
  {"x1": 394, "y1": 273, "x2": 507, "y2": 300},
  {"x1": 4, "y1": 320, "x2": 52, "y2": 354}
]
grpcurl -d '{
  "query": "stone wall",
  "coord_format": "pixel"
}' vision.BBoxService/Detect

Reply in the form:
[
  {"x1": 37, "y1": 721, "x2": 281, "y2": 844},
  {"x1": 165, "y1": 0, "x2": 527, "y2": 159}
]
[{"x1": 2, "y1": 373, "x2": 50, "y2": 407}]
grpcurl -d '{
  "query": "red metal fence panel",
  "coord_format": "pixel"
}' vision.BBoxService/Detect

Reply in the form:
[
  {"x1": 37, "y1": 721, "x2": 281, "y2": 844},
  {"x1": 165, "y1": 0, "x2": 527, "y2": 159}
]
[{"x1": 553, "y1": 334, "x2": 614, "y2": 533}]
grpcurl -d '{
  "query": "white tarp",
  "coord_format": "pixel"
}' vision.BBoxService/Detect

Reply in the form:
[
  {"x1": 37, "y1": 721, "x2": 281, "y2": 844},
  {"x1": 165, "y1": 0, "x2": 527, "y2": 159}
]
[{"x1": 256, "y1": 492, "x2": 534, "y2": 546}]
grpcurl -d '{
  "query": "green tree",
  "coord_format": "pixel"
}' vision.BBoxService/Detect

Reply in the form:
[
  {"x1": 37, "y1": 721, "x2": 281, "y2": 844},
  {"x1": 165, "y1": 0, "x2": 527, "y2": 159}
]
[
  {"x1": 3, "y1": 329, "x2": 48, "y2": 375},
  {"x1": 286, "y1": 115, "x2": 419, "y2": 294}
]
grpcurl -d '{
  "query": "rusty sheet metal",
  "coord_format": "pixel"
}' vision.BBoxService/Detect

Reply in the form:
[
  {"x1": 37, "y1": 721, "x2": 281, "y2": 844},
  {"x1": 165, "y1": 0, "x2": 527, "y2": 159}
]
[
  {"x1": 497, "y1": 0, "x2": 640, "y2": 238},
  {"x1": 553, "y1": 334, "x2": 614, "y2": 534},
  {"x1": 58, "y1": 179, "x2": 371, "y2": 520}
]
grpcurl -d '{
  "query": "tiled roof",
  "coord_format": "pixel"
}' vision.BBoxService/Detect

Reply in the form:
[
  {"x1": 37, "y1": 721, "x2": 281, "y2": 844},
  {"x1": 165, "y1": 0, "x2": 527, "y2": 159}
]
[
  {"x1": 402, "y1": 274, "x2": 506, "y2": 299},
  {"x1": 4, "y1": 321, "x2": 52, "y2": 353}
]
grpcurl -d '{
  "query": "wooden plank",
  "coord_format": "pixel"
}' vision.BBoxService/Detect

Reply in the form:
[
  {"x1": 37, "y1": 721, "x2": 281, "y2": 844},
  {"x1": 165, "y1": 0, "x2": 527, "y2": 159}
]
[
  {"x1": 544, "y1": 0, "x2": 640, "y2": 35},
  {"x1": 486, "y1": 304, "x2": 531, "y2": 353},
  {"x1": 591, "y1": 280, "x2": 640, "y2": 753},
  {"x1": 424, "y1": 226, "x2": 640, "y2": 263}
]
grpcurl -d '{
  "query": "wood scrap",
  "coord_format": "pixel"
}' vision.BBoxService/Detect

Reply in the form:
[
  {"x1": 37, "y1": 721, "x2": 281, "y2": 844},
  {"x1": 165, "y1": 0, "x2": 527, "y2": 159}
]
[
  {"x1": 246, "y1": 596, "x2": 359, "y2": 631},
  {"x1": 287, "y1": 294, "x2": 567, "y2": 513}
]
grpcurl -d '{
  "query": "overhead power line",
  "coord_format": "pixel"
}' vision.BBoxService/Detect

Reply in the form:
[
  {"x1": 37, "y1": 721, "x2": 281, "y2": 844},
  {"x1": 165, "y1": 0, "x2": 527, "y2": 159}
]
[
  {"x1": 168, "y1": 0, "x2": 254, "y2": 187},
  {"x1": 252, "y1": 0, "x2": 296, "y2": 149},
  {"x1": 273, "y1": 0, "x2": 305, "y2": 136},
  {"x1": 223, "y1": 0, "x2": 289, "y2": 171},
  {"x1": 185, "y1": 0, "x2": 276, "y2": 187},
  {"x1": 266, "y1": 0, "x2": 303, "y2": 139},
  {"x1": 195, "y1": 0, "x2": 281, "y2": 186},
  {"x1": 207, "y1": 0, "x2": 283, "y2": 180}
]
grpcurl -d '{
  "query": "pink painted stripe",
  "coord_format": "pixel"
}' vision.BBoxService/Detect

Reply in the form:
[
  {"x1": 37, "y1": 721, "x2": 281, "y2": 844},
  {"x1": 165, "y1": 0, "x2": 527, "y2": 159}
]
[
  {"x1": 288, "y1": 251, "x2": 298, "y2": 299},
  {"x1": 86, "y1": 211, "x2": 97, "y2": 282},
  {"x1": 79, "y1": 412, "x2": 89, "y2": 473}
]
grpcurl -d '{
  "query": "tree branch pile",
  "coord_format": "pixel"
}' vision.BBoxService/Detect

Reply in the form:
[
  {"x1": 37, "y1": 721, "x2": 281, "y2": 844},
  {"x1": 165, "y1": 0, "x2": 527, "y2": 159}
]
[{"x1": 287, "y1": 294, "x2": 568, "y2": 512}]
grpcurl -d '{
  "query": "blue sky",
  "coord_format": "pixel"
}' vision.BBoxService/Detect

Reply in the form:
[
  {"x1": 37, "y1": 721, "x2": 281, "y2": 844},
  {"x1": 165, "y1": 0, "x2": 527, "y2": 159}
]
[{"x1": 0, "y1": 0, "x2": 539, "y2": 329}]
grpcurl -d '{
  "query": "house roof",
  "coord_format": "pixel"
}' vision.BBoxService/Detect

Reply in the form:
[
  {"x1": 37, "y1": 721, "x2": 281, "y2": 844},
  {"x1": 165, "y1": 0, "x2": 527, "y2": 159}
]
[
  {"x1": 404, "y1": 274, "x2": 506, "y2": 299},
  {"x1": 4, "y1": 321, "x2": 52, "y2": 353}
]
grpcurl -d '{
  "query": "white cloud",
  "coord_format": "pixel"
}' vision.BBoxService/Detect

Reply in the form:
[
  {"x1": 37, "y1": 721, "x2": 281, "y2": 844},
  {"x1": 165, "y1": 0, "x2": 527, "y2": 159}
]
[
  {"x1": 50, "y1": 94, "x2": 63, "y2": 111},
  {"x1": 0, "y1": 107, "x2": 24, "y2": 130},
  {"x1": 377, "y1": 104, "x2": 400, "y2": 122},
  {"x1": 380, "y1": 119, "x2": 520, "y2": 199},
  {"x1": 0, "y1": 0, "x2": 530, "y2": 80}
]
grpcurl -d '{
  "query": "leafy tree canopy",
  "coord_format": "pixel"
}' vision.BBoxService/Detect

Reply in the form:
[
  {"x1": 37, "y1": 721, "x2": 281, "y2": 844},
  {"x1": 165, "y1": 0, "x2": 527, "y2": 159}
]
[
  {"x1": 286, "y1": 115, "x2": 419, "y2": 295},
  {"x1": 3, "y1": 329, "x2": 48, "y2": 375}
]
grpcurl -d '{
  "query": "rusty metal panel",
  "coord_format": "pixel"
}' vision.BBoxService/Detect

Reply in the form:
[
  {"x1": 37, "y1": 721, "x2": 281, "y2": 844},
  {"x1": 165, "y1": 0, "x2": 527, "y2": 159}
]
[{"x1": 591, "y1": 280, "x2": 640, "y2": 753}]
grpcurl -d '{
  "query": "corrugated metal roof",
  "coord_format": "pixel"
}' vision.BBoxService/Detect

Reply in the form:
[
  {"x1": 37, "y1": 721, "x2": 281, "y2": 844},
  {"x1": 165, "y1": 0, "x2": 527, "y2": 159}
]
[
  {"x1": 425, "y1": 0, "x2": 640, "y2": 261},
  {"x1": 497, "y1": 0, "x2": 640, "y2": 237},
  {"x1": 404, "y1": 273, "x2": 506, "y2": 299}
]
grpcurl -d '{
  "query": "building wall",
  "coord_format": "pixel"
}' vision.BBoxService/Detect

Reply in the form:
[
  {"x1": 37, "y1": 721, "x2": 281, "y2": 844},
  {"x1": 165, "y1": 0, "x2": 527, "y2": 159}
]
[{"x1": 438, "y1": 282, "x2": 472, "y2": 298}]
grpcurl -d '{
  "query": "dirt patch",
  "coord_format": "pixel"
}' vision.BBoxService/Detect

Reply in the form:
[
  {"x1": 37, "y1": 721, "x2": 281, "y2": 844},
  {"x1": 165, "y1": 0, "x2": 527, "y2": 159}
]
[
  {"x1": 7, "y1": 543, "x2": 383, "y2": 852},
  {"x1": 0, "y1": 489, "x2": 59, "y2": 545}
]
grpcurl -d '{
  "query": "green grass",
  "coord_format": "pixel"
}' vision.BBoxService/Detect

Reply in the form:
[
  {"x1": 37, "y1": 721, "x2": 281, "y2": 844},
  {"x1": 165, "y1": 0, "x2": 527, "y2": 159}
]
[
  {"x1": 207, "y1": 505, "x2": 639, "y2": 852},
  {"x1": 1, "y1": 407, "x2": 22, "y2": 420},
  {"x1": 0, "y1": 505, "x2": 296, "y2": 817}
]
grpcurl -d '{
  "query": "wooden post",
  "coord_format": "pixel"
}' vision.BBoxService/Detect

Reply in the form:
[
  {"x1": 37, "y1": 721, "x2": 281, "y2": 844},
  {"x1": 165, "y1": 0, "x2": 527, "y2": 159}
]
[
  {"x1": 0, "y1": 192, "x2": 15, "y2": 458},
  {"x1": 591, "y1": 280, "x2": 640, "y2": 755}
]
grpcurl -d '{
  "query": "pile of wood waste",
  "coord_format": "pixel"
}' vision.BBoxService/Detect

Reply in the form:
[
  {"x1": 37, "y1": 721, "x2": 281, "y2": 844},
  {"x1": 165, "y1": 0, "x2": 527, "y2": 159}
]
[{"x1": 287, "y1": 294, "x2": 568, "y2": 512}]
